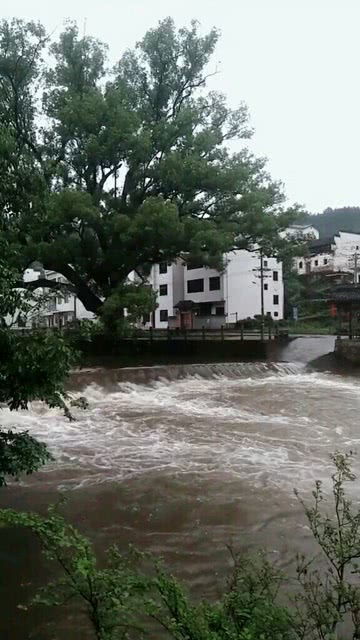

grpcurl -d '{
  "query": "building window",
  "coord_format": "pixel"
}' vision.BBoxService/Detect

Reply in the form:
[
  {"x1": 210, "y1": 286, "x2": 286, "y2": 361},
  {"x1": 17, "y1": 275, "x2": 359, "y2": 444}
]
[
  {"x1": 299, "y1": 261, "x2": 303, "y2": 269},
  {"x1": 160, "y1": 309, "x2": 168, "y2": 322},
  {"x1": 273, "y1": 295, "x2": 279, "y2": 305},
  {"x1": 159, "y1": 284, "x2": 168, "y2": 296},
  {"x1": 314, "y1": 260, "x2": 318, "y2": 266},
  {"x1": 187, "y1": 261, "x2": 204, "y2": 270},
  {"x1": 199, "y1": 302, "x2": 212, "y2": 316},
  {"x1": 187, "y1": 278, "x2": 204, "y2": 293},
  {"x1": 159, "y1": 262, "x2": 168, "y2": 274},
  {"x1": 264, "y1": 283, "x2": 268, "y2": 290},
  {"x1": 323, "y1": 258, "x2": 328, "y2": 265},
  {"x1": 273, "y1": 271, "x2": 278, "y2": 281},
  {"x1": 57, "y1": 296, "x2": 62, "y2": 305},
  {"x1": 216, "y1": 306, "x2": 225, "y2": 316},
  {"x1": 209, "y1": 276, "x2": 220, "y2": 291},
  {"x1": 357, "y1": 246, "x2": 359, "y2": 250},
  {"x1": 274, "y1": 311, "x2": 279, "y2": 317},
  {"x1": 263, "y1": 260, "x2": 268, "y2": 267}
]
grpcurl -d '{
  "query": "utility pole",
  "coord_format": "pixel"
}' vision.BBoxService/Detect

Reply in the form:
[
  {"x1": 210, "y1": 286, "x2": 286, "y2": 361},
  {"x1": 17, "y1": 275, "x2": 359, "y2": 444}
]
[
  {"x1": 252, "y1": 250, "x2": 270, "y2": 341},
  {"x1": 260, "y1": 251, "x2": 265, "y2": 341},
  {"x1": 354, "y1": 252, "x2": 359, "y2": 284}
]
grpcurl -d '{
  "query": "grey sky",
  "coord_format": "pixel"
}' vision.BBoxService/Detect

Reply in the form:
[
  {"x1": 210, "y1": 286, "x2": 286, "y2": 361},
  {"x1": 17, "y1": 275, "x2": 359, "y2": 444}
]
[{"x1": 5, "y1": 0, "x2": 360, "y2": 213}]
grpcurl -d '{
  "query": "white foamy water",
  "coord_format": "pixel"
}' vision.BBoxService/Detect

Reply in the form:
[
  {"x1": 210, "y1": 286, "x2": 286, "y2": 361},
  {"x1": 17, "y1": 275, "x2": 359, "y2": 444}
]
[{"x1": 2, "y1": 364, "x2": 360, "y2": 492}]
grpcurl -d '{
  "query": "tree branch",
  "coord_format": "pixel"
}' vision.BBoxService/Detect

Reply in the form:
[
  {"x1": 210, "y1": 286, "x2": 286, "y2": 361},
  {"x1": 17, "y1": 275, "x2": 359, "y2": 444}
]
[{"x1": 15, "y1": 278, "x2": 76, "y2": 293}]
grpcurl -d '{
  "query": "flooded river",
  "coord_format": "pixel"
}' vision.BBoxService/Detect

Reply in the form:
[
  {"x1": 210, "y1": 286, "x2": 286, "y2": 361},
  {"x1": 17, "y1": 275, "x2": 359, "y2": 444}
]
[{"x1": 2, "y1": 336, "x2": 360, "y2": 638}]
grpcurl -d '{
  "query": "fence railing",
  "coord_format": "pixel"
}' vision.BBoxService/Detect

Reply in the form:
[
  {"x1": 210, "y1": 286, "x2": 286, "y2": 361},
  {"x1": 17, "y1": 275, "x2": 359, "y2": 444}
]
[
  {"x1": 142, "y1": 325, "x2": 287, "y2": 342},
  {"x1": 9, "y1": 324, "x2": 290, "y2": 341}
]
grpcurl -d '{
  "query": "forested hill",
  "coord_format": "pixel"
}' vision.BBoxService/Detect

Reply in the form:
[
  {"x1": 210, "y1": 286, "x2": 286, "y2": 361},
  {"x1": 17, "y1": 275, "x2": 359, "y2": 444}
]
[{"x1": 304, "y1": 207, "x2": 360, "y2": 238}]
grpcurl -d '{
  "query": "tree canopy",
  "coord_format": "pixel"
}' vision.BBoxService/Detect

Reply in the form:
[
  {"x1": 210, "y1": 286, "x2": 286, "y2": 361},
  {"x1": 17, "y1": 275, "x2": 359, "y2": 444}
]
[
  {"x1": 304, "y1": 207, "x2": 360, "y2": 238},
  {"x1": 0, "y1": 17, "x2": 300, "y2": 324}
]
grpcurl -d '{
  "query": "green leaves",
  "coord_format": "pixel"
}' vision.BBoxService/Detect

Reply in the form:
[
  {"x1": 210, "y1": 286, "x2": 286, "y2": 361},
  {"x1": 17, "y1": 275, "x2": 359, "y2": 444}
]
[
  {"x1": 0, "y1": 430, "x2": 52, "y2": 487},
  {"x1": 0, "y1": 243, "x2": 76, "y2": 485}
]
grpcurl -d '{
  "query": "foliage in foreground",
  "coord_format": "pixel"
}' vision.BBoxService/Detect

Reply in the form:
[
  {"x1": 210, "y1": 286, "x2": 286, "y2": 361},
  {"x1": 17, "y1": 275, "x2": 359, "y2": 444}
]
[
  {"x1": 2, "y1": 452, "x2": 360, "y2": 639},
  {"x1": 0, "y1": 245, "x2": 76, "y2": 485}
]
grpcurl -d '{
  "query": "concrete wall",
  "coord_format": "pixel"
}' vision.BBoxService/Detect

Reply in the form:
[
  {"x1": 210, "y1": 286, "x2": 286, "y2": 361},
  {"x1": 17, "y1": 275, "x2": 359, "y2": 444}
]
[{"x1": 335, "y1": 338, "x2": 360, "y2": 363}]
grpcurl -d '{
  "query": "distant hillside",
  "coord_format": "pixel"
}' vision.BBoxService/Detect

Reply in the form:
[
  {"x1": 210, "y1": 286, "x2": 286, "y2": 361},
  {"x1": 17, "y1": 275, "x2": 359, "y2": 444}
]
[{"x1": 304, "y1": 207, "x2": 360, "y2": 238}]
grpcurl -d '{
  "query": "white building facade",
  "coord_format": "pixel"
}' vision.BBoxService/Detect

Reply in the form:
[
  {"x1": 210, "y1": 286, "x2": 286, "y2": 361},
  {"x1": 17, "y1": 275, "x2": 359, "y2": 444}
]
[
  {"x1": 145, "y1": 250, "x2": 284, "y2": 329},
  {"x1": 281, "y1": 224, "x2": 320, "y2": 241},
  {"x1": 41, "y1": 271, "x2": 95, "y2": 328},
  {"x1": 11, "y1": 268, "x2": 95, "y2": 329},
  {"x1": 294, "y1": 231, "x2": 360, "y2": 281},
  {"x1": 13, "y1": 252, "x2": 284, "y2": 330}
]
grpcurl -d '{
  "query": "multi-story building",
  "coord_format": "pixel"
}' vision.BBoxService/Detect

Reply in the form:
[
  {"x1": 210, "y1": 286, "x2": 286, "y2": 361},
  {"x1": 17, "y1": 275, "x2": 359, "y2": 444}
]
[
  {"x1": 294, "y1": 231, "x2": 360, "y2": 282},
  {"x1": 12, "y1": 268, "x2": 95, "y2": 329},
  {"x1": 145, "y1": 250, "x2": 284, "y2": 329},
  {"x1": 14, "y1": 251, "x2": 284, "y2": 330},
  {"x1": 40, "y1": 271, "x2": 94, "y2": 328}
]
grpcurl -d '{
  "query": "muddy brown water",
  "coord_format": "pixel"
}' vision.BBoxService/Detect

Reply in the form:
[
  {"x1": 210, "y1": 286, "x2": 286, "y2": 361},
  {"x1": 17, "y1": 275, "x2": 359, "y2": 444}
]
[{"x1": 3, "y1": 336, "x2": 360, "y2": 639}]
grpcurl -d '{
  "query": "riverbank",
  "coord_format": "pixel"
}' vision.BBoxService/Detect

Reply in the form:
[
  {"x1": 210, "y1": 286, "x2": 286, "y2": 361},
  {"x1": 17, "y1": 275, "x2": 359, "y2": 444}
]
[{"x1": 334, "y1": 337, "x2": 360, "y2": 365}]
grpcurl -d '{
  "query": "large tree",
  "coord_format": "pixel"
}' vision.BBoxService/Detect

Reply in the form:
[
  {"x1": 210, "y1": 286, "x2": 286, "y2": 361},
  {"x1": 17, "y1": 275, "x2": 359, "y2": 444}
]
[{"x1": 0, "y1": 17, "x2": 300, "y2": 323}]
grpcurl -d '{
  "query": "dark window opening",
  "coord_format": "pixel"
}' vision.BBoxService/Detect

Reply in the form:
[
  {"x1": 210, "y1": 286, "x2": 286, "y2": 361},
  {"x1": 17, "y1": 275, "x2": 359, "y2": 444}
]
[
  {"x1": 198, "y1": 303, "x2": 212, "y2": 316},
  {"x1": 323, "y1": 258, "x2": 328, "y2": 265},
  {"x1": 273, "y1": 271, "x2": 278, "y2": 281},
  {"x1": 274, "y1": 311, "x2": 279, "y2": 317},
  {"x1": 357, "y1": 246, "x2": 359, "y2": 250},
  {"x1": 264, "y1": 283, "x2": 268, "y2": 290},
  {"x1": 273, "y1": 295, "x2": 279, "y2": 305},
  {"x1": 187, "y1": 261, "x2": 204, "y2": 270},
  {"x1": 299, "y1": 261, "x2": 303, "y2": 269},
  {"x1": 263, "y1": 260, "x2": 268, "y2": 267},
  {"x1": 159, "y1": 262, "x2": 168, "y2": 274},
  {"x1": 187, "y1": 278, "x2": 204, "y2": 293},
  {"x1": 160, "y1": 309, "x2": 168, "y2": 322},
  {"x1": 216, "y1": 306, "x2": 225, "y2": 316},
  {"x1": 159, "y1": 284, "x2": 168, "y2": 296},
  {"x1": 314, "y1": 260, "x2": 318, "y2": 266},
  {"x1": 209, "y1": 276, "x2": 220, "y2": 291}
]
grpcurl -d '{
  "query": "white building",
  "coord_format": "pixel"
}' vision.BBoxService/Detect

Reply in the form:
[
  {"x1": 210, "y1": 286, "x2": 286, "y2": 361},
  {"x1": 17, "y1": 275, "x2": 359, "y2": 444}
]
[
  {"x1": 41, "y1": 271, "x2": 94, "y2": 328},
  {"x1": 11, "y1": 268, "x2": 95, "y2": 329},
  {"x1": 145, "y1": 250, "x2": 284, "y2": 329},
  {"x1": 281, "y1": 224, "x2": 320, "y2": 240},
  {"x1": 13, "y1": 252, "x2": 284, "y2": 331},
  {"x1": 294, "y1": 231, "x2": 360, "y2": 281}
]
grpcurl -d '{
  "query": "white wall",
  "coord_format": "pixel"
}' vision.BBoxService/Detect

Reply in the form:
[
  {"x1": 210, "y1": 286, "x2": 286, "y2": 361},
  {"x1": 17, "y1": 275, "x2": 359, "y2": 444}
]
[
  {"x1": 295, "y1": 231, "x2": 360, "y2": 277},
  {"x1": 282, "y1": 225, "x2": 319, "y2": 240},
  {"x1": 333, "y1": 232, "x2": 360, "y2": 273},
  {"x1": 184, "y1": 266, "x2": 224, "y2": 304},
  {"x1": 224, "y1": 251, "x2": 283, "y2": 321}
]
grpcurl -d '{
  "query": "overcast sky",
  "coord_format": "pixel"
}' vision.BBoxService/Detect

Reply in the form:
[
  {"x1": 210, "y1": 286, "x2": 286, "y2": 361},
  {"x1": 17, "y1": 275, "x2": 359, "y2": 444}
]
[{"x1": 4, "y1": 0, "x2": 360, "y2": 213}]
